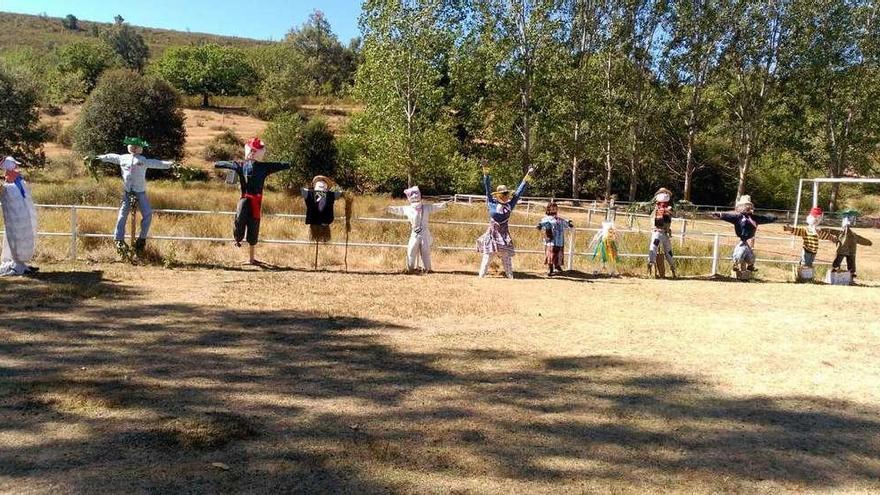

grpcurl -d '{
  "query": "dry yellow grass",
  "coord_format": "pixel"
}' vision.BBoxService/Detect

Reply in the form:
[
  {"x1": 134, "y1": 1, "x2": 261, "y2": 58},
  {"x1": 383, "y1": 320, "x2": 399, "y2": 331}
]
[{"x1": 0, "y1": 264, "x2": 878, "y2": 494}]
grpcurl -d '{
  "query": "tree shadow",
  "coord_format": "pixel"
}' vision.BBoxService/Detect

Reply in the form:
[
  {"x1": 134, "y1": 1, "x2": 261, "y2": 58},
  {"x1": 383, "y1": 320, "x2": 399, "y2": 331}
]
[{"x1": 1, "y1": 295, "x2": 878, "y2": 492}]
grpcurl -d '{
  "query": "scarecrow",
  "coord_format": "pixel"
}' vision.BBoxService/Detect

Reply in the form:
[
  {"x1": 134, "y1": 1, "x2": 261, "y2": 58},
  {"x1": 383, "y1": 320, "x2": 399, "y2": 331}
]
[
  {"x1": 783, "y1": 207, "x2": 836, "y2": 268},
  {"x1": 215, "y1": 137, "x2": 290, "y2": 265},
  {"x1": 476, "y1": 164, "x2": 535, "y2": 278},
  {"x1": 0, "y1": 157, "x2": 38, "y2": 276},
  {"x1": 647, "y1": 187, "x2": 676, "y2": 278},
  {"x1": 94, "y1": 137, "x2": 174, "y2": 256},
  {"x1": 387, "y1": 185, "x2": 447, "y2": 273},
  {"x1": 536, "y1": 201, "x2": 573, "y2": 276},
  {"x1": 712, "y1": 195, "x2": 776, "y2": 274},
  {"x1": 588, "y1": 220, "x2": 619, "y2": 276},
  {"x1": 825, "y1": 208, "x2": 873, "y2": 281},
  {"x1": 302, "y1": 175, "x2": 352, "y2": 270}
]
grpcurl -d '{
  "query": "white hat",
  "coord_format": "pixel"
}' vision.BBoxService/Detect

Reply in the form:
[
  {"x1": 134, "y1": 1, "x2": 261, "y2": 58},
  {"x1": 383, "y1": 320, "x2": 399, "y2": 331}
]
[
  {"x1": 735, "y1": 195, "x2": 753, "y2": 207},
  {"x1": 2, "y1": 156, "x2": 21, "y2": 171}
]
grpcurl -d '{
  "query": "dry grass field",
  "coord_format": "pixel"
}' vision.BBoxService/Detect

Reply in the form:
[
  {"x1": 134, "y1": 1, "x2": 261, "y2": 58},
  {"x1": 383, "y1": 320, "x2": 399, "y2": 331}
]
[{"x1": 0, "y1": 263, "x2": 878, "y2": 494}]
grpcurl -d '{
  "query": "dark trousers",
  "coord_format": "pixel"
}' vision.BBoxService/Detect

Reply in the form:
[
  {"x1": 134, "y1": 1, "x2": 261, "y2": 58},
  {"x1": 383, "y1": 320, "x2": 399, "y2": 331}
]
[
  {"x1": 234, "y1": 198, "x2": 260, "y2": 245},
  {"x1": 832, "y1": 254, "x2": 856, "y2": 273}
]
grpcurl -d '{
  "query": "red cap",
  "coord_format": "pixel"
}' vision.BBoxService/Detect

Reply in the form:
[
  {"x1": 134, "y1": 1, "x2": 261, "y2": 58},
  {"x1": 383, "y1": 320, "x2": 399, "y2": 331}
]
[
  {"x1": 246, "y1": 137, "x2": 264, "y2": 150},
  {"x1": 809, "y1": 207, "x2": 823, "y2": 217}
]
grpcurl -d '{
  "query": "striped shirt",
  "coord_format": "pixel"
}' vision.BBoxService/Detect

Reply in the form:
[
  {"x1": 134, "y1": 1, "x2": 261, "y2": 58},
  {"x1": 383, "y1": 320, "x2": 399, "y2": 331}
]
[{"x1": 789, "y1": 226, "x2": 835, "y2": 254}]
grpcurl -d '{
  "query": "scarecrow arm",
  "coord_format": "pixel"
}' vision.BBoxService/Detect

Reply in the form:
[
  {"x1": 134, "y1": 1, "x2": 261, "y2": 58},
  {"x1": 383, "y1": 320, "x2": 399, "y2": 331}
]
[
  {"x1": 258, "y1": 161, "x2": 291, "y2": 175},
  {"x1": 427, "y1": 202, "x2": 447, "y2": 213},
  {"x1": 784, "y1": 225, "x2": 807, "y2": 237},
  {"x1": 482, "y1": 174, "x2": 493, "y2": 203},
  {"x1": 214, "y1": 161, "x2": 239, "y2": 171},
  {"x1": 96, "y1": 154, "x2": 122, "y2": 165},
  {"x1": 144, "y1": 158, "x2": 174, "y2": 170},
  {"x1": 818, "y1": 229, "x2": 837, "y2": 241},
  {"x1": 754, "y1": 214, "x2": 777, "y2": 225},
  {"x1": 508, "y1": 170, "x2": 533, "y2": 210},
  {"x1": 387, "y1": 205, "x2": 408, "y2": 216},
  {"x1": 856, "y1": 233, "x2": 872, "y2": 246}
]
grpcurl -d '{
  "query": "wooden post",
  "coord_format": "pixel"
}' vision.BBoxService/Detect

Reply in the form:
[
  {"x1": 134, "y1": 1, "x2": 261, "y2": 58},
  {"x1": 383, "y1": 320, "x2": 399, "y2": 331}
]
[
  {"x1": 587, "y1": 209, "x2": 593, "y2": 228},
  {"x1": 679, "y1": 219, "x2": 687, "y2": 246},
  {"x1": 566, "y1": 228, "x2": 576, "y2": 271},
  {"x1": 710, "y1": 234, "x2": 720, "y2": 276}
]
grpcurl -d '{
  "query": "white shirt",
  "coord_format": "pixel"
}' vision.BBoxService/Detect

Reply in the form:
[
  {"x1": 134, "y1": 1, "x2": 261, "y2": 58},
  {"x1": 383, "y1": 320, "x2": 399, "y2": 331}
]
[
  {"x1": 388, "y1": 202, "x2": 447, "y2": 236},
  {"x1": 97, "y1": 153, "x2": 174, "y2": 193}
]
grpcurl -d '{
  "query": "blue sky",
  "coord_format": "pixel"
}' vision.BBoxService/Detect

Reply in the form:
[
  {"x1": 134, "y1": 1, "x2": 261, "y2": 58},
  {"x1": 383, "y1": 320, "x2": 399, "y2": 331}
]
[{"x1": 0, "y1": 0, "x2": 363, "y2": 42}]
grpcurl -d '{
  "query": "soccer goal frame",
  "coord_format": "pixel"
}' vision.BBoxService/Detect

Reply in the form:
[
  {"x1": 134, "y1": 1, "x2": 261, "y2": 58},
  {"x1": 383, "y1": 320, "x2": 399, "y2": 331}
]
[{"x1": 793, "y1": 177, "x2": 880, "y2": 228}]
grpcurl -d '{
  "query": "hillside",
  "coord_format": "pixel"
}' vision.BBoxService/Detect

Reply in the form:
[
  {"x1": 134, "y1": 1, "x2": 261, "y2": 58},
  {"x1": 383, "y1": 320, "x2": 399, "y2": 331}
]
[{"x1": 0, "y1": 11, "x2": 269, "y2": 56}]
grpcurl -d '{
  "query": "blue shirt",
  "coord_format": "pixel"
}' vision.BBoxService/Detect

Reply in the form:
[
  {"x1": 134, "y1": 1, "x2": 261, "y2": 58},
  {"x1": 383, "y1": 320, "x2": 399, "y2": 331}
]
[
  {"x1": 537, "y1": 215, "x2": 573, "y2": 247},
  {"x1": 483, "y1": 174, "x2": 528, "y2": 223}
]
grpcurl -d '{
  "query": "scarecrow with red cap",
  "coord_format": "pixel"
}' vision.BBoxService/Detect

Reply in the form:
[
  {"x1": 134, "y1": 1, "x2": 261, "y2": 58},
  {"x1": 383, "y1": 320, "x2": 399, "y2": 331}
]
[
  {"x1": 476, "y1": 163, "x2": 535, "y2": 278},
  {"x1": 1, "y1": 156, "x2": 38, "y2": 276},
  {"x1": 215, "y1": 137, "x2": 290, "y2": 265},
  {"x1": 783, "y1": 207, "x2": 836, "y2": 268},
  {"x1": 647, "y1": 187, "x2": 676, "y2": 278},
  {"x1": 387, "y1": 186, "x2": 447, "y2": 273},
  {"x1": 93, "y1": 137, "x2": 175, "y2": 256}
]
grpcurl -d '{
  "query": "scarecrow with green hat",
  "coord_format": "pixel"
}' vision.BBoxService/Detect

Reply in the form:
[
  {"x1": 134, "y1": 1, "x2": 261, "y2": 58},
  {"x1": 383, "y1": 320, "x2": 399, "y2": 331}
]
[
  {"x1": 92, "y1": 136, "x2": 174, "y2": 255},
  {"x1": 825, "y1": 208, "x2": 873, "y2": 280}
]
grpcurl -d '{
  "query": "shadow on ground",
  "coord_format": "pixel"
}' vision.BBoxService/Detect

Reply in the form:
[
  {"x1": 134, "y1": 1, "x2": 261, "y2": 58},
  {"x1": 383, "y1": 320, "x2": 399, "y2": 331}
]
[{"x1": 0, "y1": 280, "x2": 878, "y2": 493}]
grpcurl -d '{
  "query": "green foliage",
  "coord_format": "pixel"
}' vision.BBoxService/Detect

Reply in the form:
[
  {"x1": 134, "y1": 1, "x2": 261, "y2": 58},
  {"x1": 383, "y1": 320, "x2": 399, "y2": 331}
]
[
  {"x1": 0, "y1": 66, "x2": 47, "y2": 166},
  {"x1": 61, "y1": 14, "x2": 78, "y2": 30},
  {"x1": 285, "y1": 10, "x2": 358, "y2": 96},
  {"x1": 101, "y1": 20, "x2": 149, "y2": 72},
  {"x1": 56, "y1": 40, "x2": 120, "y2": 91},
  {"x1": 0, "y1": 47, "x2": 87, "y2": 105},
  {"x1": 201, "y1": 128, "x2": 244, "y2": 161},
  {"x1": 263, "y1": 113, "x2": 341, "y2": 190},
  {"x1": 152, "y1": 44, "x2": 257, "y2": 107},
  {"x1": 73, "y1": 69, "x2": 186, "y2": 162}
]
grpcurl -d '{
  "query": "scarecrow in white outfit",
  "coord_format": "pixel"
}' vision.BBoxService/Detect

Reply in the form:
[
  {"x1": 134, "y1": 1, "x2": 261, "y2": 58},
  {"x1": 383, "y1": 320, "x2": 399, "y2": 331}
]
[
  {"x1": 647, "y1": 187, "x2": 676, "y2": 278},
  {"x1": 1, "y1": 156, "x2": 38, "y2": 276},
  {"x1": 93, "y1": 137, "x2": 174, "y2": 256},
  {"x1": 387, "y1": 186, "x2": 447, "y2": 273}
]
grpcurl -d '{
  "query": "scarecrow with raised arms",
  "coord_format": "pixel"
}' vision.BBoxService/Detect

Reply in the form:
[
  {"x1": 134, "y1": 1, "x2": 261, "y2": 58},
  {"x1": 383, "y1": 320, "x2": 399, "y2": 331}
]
[
  {"x1": 476, "y1": 163, "x2": 535, "y2": 278},
  {"x1": 0, "y1": 157, "x2": 38, "y2": 276},
  {"x1": 387, "y1": 185, "x2": 447, "y2": 273},
  {"x1": 215, "y1": 137, "x2": 291, "y2": 265},
  {"x1": 93, "y1": 137, "x2": 174, "y2": 256}
]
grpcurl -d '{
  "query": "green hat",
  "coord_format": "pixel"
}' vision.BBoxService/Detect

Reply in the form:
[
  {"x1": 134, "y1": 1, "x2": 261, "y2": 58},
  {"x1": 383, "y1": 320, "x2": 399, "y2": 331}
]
[
  {"x1": 123, "y1": 136, "x2": 150, "y2": 148},
  {"x1": 838, "y1": 208, "x2": 860, "y2": 218}
]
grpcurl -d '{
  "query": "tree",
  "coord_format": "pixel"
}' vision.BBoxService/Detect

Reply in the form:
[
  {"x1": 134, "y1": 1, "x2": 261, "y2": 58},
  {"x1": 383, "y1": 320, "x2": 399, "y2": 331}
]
[
  {"x1": 102, "y1": 19, "x2": 149, "y2": 72},
  {"x1": 56, "y1": 40, "x2": 119, "y2": 92},
  {"x1": 354, "y1": 0, "x2": 462, "y2": 188},
  {"x1": 247, "y1": 44, "x2": 309, "y2": 118},
  {"x1": 74, "y1": 69, "x2": 186, "y2": 161},
  {"x1": 784, "y1": 0, "x2": 880, "y2": 211},
  {"x1": 152, "y1": 44, "x2": 257, "y2": 107},
  {"x1": 662, "y1": 0, "x2": 734, "y2": 201},
  {"x1": 263, "y1": 113, "x2": 340, "y2": 190},
  {"x1": 285, "y1": 10, "x2": 358, "y2": 95},
  {"x1": 62, "y1": 14, "x2": 79, "y2": 30},
  {"x1": 0, "y1": 67, "x2": 46, "y2": 166}
]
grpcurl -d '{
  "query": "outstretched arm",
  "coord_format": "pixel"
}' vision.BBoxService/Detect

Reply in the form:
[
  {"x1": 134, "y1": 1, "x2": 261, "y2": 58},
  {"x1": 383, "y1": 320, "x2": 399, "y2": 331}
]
[
  {"x1": 713, "y1": 212, "x2": 738, "y2": 224},
  {"x1": 783, "y1": 225, "x2": 807, "y2": 237},
  {"x1": 258, "y1": 161, "x2": 291, "y2": 175},
  {"x1": 482, "y1": 171, "x2": 493, "y2": 203},
  {"x1": 856, "y1": 232, "x2": 873, "y2": 246},
  {"x1": 144, "y1": 158, "x2": 174, "y2": 170},
  {"x1": 96, "y1": 154, "x2": 121, "y2": 165},
  {"x1": 214, "y1": 161, "x2": 239, "y2": 171},
  {"x1": 509, "y1": 166, "x2": 535, "y2": 209},
  {"x1": 426, "y1": 202, "x2": 447, "y2": 213},
  {"x1": 754, "y1": 214, "x2": 777, "y2": 225},
  {"x1": 387, "y1": 205, "x2": 408, "y2": 216}
]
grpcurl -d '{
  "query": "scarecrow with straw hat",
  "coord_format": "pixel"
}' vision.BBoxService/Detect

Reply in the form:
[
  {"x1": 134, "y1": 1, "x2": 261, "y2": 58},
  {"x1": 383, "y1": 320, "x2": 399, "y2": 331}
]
[
  {"x1": 712, "y1": 195, "x2": 776, "y2": 275},
  {"x1": 476, "y1": 163, "x2": 535, "y2": 278},
  {"x1": 783, "y1": 206, "x2": 837, "y2": 268},
  {"x1": 302, "y1": 175, "x2": 352, "y2": 270},
  {"x1": 536, "y1": 200, "x2": 573, "y2": 276},
  {"x1": 387, "y1": 185, "x2": 447, "y2": 273},
  {"x1": 92, "y1": 137, "x2": 175, "y2": 257},
  {"x1": 823, "y1": 208, "x2": 872, "y2": 282},
  {"x1": 0, "y1": 156, "x2": 38, "y2": 276},
  {"x1": 215, "y1": 137, "x2": 291, "y2": 265},
  {"x1": 647, "y1": 187, "x2": 677, "y2": 278}
]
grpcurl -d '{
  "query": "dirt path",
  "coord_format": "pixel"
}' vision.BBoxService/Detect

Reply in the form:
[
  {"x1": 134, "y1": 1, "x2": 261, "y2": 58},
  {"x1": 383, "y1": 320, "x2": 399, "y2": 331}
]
[{"x1": 1, "y1": 265, "x2": 879, "y2": 493}]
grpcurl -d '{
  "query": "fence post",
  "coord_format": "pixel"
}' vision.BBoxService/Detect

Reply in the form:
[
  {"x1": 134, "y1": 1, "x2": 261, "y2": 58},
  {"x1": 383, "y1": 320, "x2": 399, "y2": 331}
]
[
  {"x1": 628, "y1": 214, "x2": 634, "y2": 229},
  {"x1": 679, "y1": 219, "x2": 688, "y2": 246},
  {"x1": 567, "y1": 227, "x2": 576, "y2": 271},
  {"x1": 710, "y1": 234, "x2": 720, "y2": 276},
  {"x1": 587, "y1": 209, "x2": 593, "y2": 228},
  {"x1": 69, "y1": 206, "x2": 78, "y2": 261}
]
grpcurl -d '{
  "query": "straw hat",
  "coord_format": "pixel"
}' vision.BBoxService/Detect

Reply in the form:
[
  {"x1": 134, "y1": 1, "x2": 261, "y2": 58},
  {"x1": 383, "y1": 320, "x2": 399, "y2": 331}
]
[{"x1": 735, "y1": 195, "x2": 753, "y2": 208}]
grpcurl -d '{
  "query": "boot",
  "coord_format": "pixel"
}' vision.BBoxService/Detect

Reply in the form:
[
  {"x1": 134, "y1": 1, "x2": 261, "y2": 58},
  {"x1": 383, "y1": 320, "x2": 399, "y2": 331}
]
[
  {"x1": 548, "y1": 265, "x2": 554, "y2": 276},
  {"x1": 134, "y1": 238, "x2": 146, "y2": 254},
  {"x1": 115, "y1": 240, "x2": 129, "y2": 257}
]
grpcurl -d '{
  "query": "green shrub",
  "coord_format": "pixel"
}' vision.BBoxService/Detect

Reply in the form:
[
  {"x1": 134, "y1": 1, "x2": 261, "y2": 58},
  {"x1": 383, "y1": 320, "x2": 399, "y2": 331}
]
[
  {"x1": 0, "y1": 67, "x2": 46, "y2": 166},
  {"x1": 263, "y1": 113, "x2": 341, "y2": 190},
  {"x1": 73, "y1": 69, "x2": 186, "y2": 167}
]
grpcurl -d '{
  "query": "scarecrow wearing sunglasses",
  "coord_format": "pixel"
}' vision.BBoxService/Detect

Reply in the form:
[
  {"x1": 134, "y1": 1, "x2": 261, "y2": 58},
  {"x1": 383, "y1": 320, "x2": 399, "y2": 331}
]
[
  {"x1": 215, "y1": 137, "x2": 291, "y2": 265},
  {"x1": 1, "y1": 156, "x2": 38, "y2": 276},
  {"x1": 536, "y1": 200, "x2": 573, "y2": 276},
  {"x1": 476, "y1": 164, "x2": 535, "y2": 278},
  {"x1": 94, "y1": 137, "x2": 175, "y2": 255},
  {"x1": 647, "y1": 187, "x2": 677, "y2": 278},
  {"x1": 387, "y1": 185, "x2": 447, "y2": 273}
]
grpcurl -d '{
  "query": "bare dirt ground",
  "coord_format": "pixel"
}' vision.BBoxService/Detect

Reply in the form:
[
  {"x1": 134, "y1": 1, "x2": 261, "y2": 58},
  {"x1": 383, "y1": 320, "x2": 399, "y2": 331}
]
[{"x1": 1, "y1": 264, "x2": 878, "y2": 494}]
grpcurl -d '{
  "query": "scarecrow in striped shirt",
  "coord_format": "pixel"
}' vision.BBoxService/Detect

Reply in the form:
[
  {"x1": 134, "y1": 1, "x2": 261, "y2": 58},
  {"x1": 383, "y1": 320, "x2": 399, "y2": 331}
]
[{"x1": 783, "y1": 207, "x2": 836, "y2": 267}]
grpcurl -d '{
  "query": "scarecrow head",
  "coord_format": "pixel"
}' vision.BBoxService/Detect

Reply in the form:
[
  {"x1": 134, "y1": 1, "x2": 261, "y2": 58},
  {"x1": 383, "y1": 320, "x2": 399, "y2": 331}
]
[
  {"x1": 244, "y1": 137, "x2": 266, "y2": 161},
  {"x1": 654, "y1": 188, "x2": 672, "y2": 210},
  {"x1": 492, "y1": 184, "x2": 513, "y2": 204},
  {"x1": 311, "y1": 175, "x2": 334, "y2": 193},
  {"x1": 839, "y1": 208, "x2": 859, "y2": 228},
  {"x1": 123, "y1": 136, "x2": 149, "y2": 155},
  {"x1": 806, "y1": 207, "x2": 823, "y2": 227},
  {"x1": 545, "y1": 201, "x2": 559, "y2": 216},
  {"x1": 735, "y1": 195, "x2": 754, "y2": 214},
  {"x1": 404, "y1": 185, "x2": 421, "y2": 204},
  {"x1": 2, "y1": 156, "x2": 21, "y2": 182}
]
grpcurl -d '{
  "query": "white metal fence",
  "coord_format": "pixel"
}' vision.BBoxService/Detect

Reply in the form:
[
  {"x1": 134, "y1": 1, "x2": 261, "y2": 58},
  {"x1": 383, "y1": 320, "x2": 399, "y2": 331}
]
[{"x1": 0, "y1": 202, "x2": 830, "y2": 276}]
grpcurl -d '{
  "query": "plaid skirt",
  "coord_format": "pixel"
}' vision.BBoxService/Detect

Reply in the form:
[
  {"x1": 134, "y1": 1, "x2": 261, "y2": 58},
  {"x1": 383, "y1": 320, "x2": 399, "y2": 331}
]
[
  {"x1": 476, "y1": 220, "x2": 515, "y2": 255},
  {"x1": 545, "y1": 244, "x2": 563, "y2": 266}
]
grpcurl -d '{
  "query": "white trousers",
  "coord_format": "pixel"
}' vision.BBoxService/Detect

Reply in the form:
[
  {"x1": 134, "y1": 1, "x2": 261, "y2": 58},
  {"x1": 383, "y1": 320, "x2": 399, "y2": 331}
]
[
  {"x1": 479, "y1": 252, "x2": 513, "y2": 278},
  {"x1": 648, "y1": 230, "x2": 675, "y2": 267},
  {"x1": 406, "y1": 232, "x2": 432, "y2": 271}
]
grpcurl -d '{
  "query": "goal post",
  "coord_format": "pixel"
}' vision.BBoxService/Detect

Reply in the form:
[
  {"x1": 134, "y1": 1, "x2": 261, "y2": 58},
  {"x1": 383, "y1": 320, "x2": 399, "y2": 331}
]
[{"x1": 793, "y1": 177, "x2": 880, "y2": 228}]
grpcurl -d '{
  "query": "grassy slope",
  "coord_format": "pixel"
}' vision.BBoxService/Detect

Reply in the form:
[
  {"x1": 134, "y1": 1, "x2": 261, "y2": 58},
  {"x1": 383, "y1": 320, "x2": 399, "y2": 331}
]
[
  {"x1": 0, "y1": 265, "x2": 878, "y2": 493},
  {"x1": 0, "y1": 11, "x2": 267, "y2": 56}
]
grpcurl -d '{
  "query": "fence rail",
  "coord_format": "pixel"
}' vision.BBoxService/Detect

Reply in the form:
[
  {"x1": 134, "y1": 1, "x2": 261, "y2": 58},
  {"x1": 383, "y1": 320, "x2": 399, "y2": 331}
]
[{"x1": 0, "y1": 202, "x2": 833, "y2": 276}]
